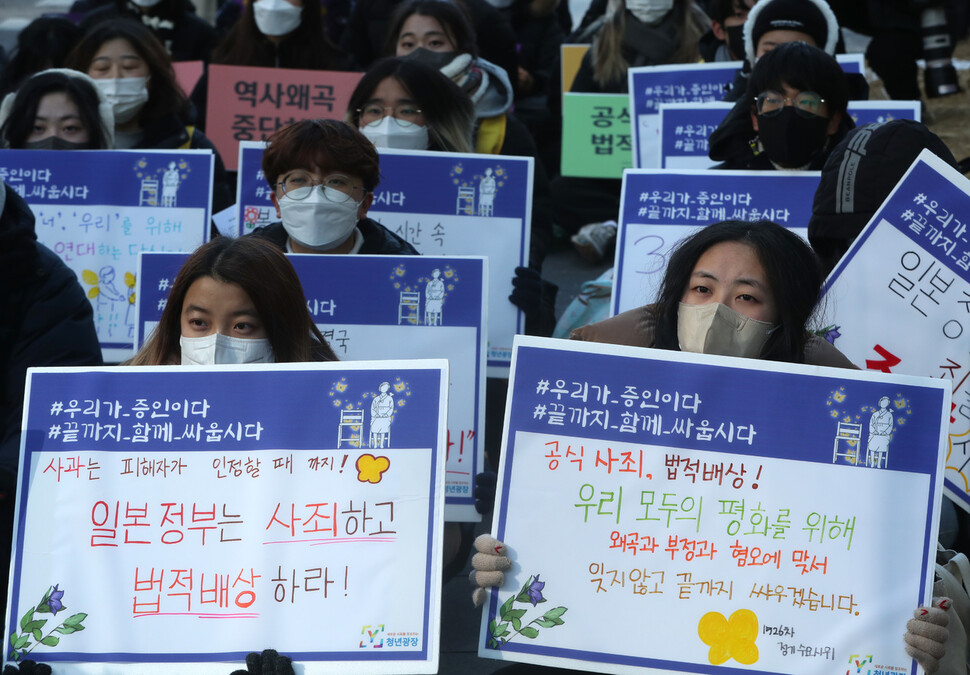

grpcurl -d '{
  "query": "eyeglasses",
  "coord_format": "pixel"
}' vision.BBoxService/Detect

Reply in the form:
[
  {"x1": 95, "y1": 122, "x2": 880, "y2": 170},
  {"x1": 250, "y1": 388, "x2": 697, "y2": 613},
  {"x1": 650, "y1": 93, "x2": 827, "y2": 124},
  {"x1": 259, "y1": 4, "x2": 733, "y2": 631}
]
[
  {"x1": 357, "y1": 103, "x2": 424, "y2": 126},
  {"x1": 275, "y1": 171, "x2": 367, "y2": 203},
  {"x1": 754, "y1": 90, "x2": 826, "y2": 118}
]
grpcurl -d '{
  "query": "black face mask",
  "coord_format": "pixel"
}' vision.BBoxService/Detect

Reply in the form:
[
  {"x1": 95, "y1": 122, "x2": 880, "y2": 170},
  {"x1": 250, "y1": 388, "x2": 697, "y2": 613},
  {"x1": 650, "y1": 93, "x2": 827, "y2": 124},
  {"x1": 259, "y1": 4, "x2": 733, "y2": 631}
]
[
  {"x1": 24, "y1": 136, "x2": 89, "y2": 151},
  {"x1": 725, "y1": 24, "x2": 745, "y2": 60},
  {"x1": 756, "y1": 107, "x2": 830, "y2": 168},
  {"x1": 401, "y1": 47, "x2": 457, "y2": 71}
]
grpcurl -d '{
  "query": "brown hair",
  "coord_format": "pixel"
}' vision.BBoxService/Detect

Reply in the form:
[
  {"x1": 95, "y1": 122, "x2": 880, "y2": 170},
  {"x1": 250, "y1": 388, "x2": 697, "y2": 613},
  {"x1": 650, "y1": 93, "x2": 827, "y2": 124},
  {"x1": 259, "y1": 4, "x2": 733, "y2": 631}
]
[
  {"x1": 129, "y1": 237, "x2": 336, "y2": 365},
  {"x1": 262, "y1": 119, "x2": 381, "y2": 190},
  {"x1": 66, "y1": 18, "x2": 190, "y2": 127}
]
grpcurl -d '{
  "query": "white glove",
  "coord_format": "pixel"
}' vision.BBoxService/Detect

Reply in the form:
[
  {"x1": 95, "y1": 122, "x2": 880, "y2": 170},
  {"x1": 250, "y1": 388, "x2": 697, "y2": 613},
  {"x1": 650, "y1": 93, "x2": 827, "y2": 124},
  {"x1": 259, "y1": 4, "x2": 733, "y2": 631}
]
[
  {"x1": 469, "y1": 534, "x2": 511, "y2": 607},
  {"x1": 904, "y1": 597, "x2": 950, "y2": 674}
]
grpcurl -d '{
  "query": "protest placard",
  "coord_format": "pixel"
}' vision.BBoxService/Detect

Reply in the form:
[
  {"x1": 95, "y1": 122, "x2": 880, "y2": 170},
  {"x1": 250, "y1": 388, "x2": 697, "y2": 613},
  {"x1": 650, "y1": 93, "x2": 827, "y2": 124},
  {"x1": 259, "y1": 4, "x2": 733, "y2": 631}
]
[
  {"x1": 236, "y1": 144, "x2": 532, "y2": 374},
  {"x1": 8, "y1": 361, "x2": 448, "y2": 673},
  {"x1": 821, "y1": 148, "x2": 970, "y2": 512},
  {"x1": 561, "y1": 44, "x2": 590, "y2": 97},
  {"x1": 612, "y1": 170, "x2": 819, "y2": 316},
  {"x1": 136, "y1": 252, "x2": 487, "y2": 520},
  {"x1": 657, "y1": 100, "x2": 922, "y2": 170},
  {"x1": 205, "y1": 65, "x2": 362, "y2": 170},
  {"x1": 172, "y1": 61, "x2": 203, "y2": 99},
  {"x1": 478, "y1": 335, "x2": 949, "y2": 674},
  {"x1": 561, "y1": 93, "x2": 632, "y2": 178},
  {"x1": 0, "y1": 150, "x2": 212, "y2": 362}
]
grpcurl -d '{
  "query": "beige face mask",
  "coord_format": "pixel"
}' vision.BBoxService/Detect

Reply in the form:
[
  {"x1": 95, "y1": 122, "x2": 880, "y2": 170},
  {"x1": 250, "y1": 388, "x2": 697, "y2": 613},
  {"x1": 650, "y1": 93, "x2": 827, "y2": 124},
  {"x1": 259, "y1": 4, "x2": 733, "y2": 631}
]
[{"x1": 677, "y1": 302, "x2": 775, "y2": 358}]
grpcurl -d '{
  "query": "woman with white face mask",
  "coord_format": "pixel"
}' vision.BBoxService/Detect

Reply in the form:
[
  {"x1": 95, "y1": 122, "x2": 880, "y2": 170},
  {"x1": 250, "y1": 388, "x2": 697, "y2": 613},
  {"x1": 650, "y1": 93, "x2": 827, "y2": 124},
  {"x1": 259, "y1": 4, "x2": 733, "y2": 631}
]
[
  {"x1": 346, "y1": 58, "x2": 475, "y2": 153},
  {"x1": 190, "y1": 0, "x2": 352, "y2": 132},
  {"x1": 128, "y1": 237, "x2": 336, "y2": 366},
  {"x1": 66, "y1": 18, "x2": 234, "y2": 212}
]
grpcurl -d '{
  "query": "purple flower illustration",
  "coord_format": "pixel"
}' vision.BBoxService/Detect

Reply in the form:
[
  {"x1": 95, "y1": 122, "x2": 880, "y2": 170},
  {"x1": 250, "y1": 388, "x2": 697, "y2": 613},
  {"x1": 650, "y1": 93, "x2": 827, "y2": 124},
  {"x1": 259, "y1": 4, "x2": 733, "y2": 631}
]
[
  {"x1": 527, "y1": 575, "x2": 545, "y2": 606},
  {"x1": 824, "y1": 326, "x2": 841, "y2": 344},
  {"x1": 48, "y1": 585, "x2": 64, "y2": 615}
]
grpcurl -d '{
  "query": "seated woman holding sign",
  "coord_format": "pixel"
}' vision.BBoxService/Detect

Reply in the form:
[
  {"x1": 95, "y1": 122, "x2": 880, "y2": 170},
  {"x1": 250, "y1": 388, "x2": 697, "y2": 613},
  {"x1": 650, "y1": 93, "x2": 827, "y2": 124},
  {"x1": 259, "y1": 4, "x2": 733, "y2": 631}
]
[
  {"x1": 470, "y1": 220, "x2": 968, "y2": 673},
  {"x1": 66, "y1": 19, "x2": 233, "y2": 212},
  {"x1": 129, "y1": 236, "x2": 337, "y2": 365},
  {"x1": 0, "y1": 68, "x2": 113, "y2": 149}
]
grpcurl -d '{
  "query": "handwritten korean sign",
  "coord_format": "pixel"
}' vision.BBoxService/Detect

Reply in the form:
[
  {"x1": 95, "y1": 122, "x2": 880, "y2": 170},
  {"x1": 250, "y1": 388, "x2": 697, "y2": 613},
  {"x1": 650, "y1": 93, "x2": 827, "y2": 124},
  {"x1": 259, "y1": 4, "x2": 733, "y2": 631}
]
[
  {"x1": 561, "y1": 93, "x2": 632, "y2": 179},
  {"x1": 136, "y1": 252, "x2": 487, "y2": 520},
  {"x1": 205, "y1": 65, "x2": 362, "y2": 170},
  {"x1": 612, "y1": 169, "x2": 820, "y2": 316},
  {"x1": 9, "y1": 362, "x2": 448, "y2": 673},
  {"x1": 822, "y1": 149, "x2": 970, "y2": 513},
  {"x1": 0, "y1": 149, "x2": 213, "y2": 362},
  {"x1": 479, "y1": 336, "x2": 948, "y2": 674}
]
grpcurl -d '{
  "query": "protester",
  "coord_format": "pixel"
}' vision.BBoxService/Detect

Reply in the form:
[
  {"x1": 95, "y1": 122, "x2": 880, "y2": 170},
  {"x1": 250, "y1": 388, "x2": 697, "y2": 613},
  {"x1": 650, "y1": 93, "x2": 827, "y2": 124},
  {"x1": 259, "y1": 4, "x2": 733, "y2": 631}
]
[
  {"x1": 808, "y1": 119, "x2": 959, "y2": 276},
  {"x1": 75, "y1": 0, "x2": 216, "y2": 62},
  {"x1": 708, "y1": 41, "x2": 852, "y2": 170},
  {"x1": 191, "y1": 0, "x2": 354, "y2": 131},
  {"x1": 699, "y1": 0, "x2": 754, "y2": 61},
  {"x1": 0, "y1": 179, "x2": 102, "y2": 623},
  {"x1": 552, "y1": 0, "x2": 709, "y2": 264},
  {"x1": 0, "y1": 69, "x2": 114, "y2": 150},
  {"x1": 0, "y1": 17, "x2": 83, "y2": 99},
  {"x1": 128, "y1": 236, "x2": 337, "y2": 365},
  {"x1": 67, "y1": 19, "x2": 233, "y2": 212},
  {"x1": 346, "y1": 57, "x2": 476, "y2": 153},
  {"x1": 250, "y1": 119, "x2": 418, "y2": 255}
]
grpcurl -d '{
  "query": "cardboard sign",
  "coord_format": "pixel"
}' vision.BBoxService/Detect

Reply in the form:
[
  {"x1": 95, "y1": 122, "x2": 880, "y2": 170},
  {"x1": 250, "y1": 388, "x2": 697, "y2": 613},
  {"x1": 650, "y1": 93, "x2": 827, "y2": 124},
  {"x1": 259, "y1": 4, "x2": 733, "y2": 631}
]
[
  {"x1": 561, "y1": 93, "x2": 632, "y2": 178},
  {"x1": 561, "y1": 44, "x2": 591, "y2": 97},
  {"x1": 172, "y1": 61, "x2": 204, "y2": 98},
  {"x1": 136, "y1": 253, "x2": 487, "y2": 521},
  {"x1": 612, "y1": 170, "x2": 820, "y2": 316},
  {"x1": 821, "y1": 149, "x2": 970, "y2": 512},
  {"x1": 479, "y1": 336, "x2": 948, "y2": 674},
  {"x1": 658, "y1": 100, "x2": 923, "y2": 170},
  {"x1": 205, "y1": 64, "x2": 362, "y2": 170},
  {"x1": 8, "y1": 362, "x2": 448, "y2": 673},
  {"x1": 236, "y1": 144, "x2": 533, "y2": 374},
  {"x1": 0, "y1": 150, "x2": 213, "y2": 363}
]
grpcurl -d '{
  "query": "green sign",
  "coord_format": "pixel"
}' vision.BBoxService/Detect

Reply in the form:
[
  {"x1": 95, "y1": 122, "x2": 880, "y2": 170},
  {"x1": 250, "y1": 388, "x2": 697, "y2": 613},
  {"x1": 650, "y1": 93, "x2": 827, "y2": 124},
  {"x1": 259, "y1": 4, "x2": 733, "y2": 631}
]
[{"x1": 561, "y1": 93, "x2": 632, "y2": 179}]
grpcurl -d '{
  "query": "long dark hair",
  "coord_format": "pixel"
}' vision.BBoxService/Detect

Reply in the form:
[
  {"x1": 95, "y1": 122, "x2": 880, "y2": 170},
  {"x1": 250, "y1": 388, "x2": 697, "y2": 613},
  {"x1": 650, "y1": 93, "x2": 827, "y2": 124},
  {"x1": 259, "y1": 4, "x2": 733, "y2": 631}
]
[
  {"x1": 1, "y1": 71, "x2": 110, "y2": 149},
  {"x1": 383, "y1": 0, "x2": 478, "y2": 57},
  {"x1": 346, "y1": 57, "x2": 475, "y2": 153},
  {"x1": 66, "y1": 18, "x2": 191, "y2": 127},
  {"x1": 211, "y1": 0, "x2": 343, "y2": 69},
  {"x1": 130, "y1": 237, "x2": 336, "y2": 365},
  {"x1": 0, "y1": 17, "x2": 83, "y2": 98},
  {"x1": 650, "y1": 220, "x2": 823, "y2": 363}
]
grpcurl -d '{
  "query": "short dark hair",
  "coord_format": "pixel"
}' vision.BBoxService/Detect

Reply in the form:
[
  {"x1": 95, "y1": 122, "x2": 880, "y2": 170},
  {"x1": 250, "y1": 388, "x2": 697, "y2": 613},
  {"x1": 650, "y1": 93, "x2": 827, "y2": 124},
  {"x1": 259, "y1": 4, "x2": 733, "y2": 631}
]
[
  {"x1": 707, "y1": 0, "x2": 750, "y2": 24},
  {"x1": 67, "y1": 18, "x2": 190, "y2": 126},
  {"x1": 747, "y1": 41, "x2": 848, "y2": 119},
  {"x1": 262, "y1": 119, "x2": 381, "y2": 191},
  {"x1": 383, "y1": 0, "x2": 478, "y2": 57},
  {"x1": 130, "y1": 237, "x2": 336, "y2": 365},
  {"x1": 1, "y1": 71, "x2": 110, "y2": 149},
  {"x1": 650, "y1": 220, "x2": 823, "y2": 363},
  {"x1": 0, "y1": 17, "x2": 83, "y2": 98},
  {"x1": 346, "y1": 57, "x2": 475, "y2": 153}
]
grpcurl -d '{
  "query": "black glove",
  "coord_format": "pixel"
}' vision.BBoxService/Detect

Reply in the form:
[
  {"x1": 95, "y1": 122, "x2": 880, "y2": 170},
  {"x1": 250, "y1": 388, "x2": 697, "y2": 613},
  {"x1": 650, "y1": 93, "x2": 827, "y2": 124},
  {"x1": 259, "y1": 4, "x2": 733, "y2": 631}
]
[
  {"x1": 474, "y1": 471, "x2": 497, "y2": 515},
  {"x1": 509, "y1": 266, "x2": 558, "y2": 337},
  {"x1": 3, "y1": 661, "x2": 52, "y2": 675},
  {"x1": 230, "y1": 649, "x2": 294, "y2": 675}
]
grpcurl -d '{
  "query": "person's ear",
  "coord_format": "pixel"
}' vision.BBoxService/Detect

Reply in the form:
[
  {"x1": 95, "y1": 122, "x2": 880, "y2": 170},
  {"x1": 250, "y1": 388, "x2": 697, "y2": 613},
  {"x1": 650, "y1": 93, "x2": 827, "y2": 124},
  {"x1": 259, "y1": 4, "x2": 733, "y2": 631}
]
[
  {"x1": 750, "y1": 106, "x2": 759, "y2": 133},
  {"x1": 358, "y1": 192, "x2": 374, "y2": 219},
  {"x1": 270, "y1": 191, "x2": 281, "y2": 219},
  {"x1": 711, "y1": 20, "x2": 726, "y2": 41},
  {"x1": 827, "y1": 111, "x2": 842, "y2": 136}
]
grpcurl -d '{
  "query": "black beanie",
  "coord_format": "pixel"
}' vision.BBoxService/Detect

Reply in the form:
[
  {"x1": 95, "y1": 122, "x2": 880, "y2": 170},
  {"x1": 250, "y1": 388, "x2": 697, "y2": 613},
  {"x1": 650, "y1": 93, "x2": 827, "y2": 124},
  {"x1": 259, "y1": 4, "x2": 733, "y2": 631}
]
[
  {"x1": 808, "y1": 119, "x2": 958, "y2": 274},
  {"x1": 751, "y1": 0, "x2": 829, "y2": 54}
]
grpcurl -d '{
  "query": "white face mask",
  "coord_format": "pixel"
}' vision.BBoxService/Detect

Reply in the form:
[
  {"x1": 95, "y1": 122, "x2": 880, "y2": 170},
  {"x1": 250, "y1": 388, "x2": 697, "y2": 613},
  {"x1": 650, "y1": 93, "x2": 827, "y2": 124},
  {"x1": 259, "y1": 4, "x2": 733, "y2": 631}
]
[
  {"x1": 254, "y1": 0, "x2": 303, "y2": 37},
  {"x1": 180, "y1": 333, "x2": 275, "y2": 365},
  {"x1": 279, "y1": 186, "x2": 360, "y2": 250},
  {"x1": 360, "y1": 116, "x2": 430, "y2": 150},
  {"x1": 625, "y1": 0, "x2": 673, "y2": 25},
  {"x1": 130, "y1": 0, "x2": 164, "y2": 7},
  {"x1": 94, "y1": 76, "x2": 149, "y2": 124},
  {"x1": 677, "y1": 302, "x2": 775, "y2": 359}
]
